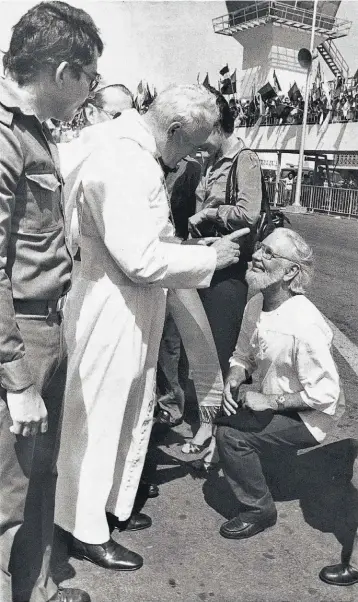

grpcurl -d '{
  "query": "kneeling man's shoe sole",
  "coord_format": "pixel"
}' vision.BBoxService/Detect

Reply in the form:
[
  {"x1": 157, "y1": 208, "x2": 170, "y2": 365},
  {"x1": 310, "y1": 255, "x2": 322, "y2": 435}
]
[
  {"x1": 220, "y1": 515, "x2": 277, "y2": 540},
  {"x1": 319, "y1": 563, "x2": 358, "y2": 586}
]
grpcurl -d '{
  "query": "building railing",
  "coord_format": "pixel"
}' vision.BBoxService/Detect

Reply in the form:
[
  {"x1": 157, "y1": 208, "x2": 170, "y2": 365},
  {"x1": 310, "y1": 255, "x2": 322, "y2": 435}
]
[
  {"x1": 319, "y1": 38, "x2": 349, "y2": 78},
  {"x1": 213, "y1": 1, "x2": 351, "y2": 39},
  {"x1": 236, "y1": 107, "x2": 358, "y2": 128},
  {"x1": 266, "y1": 182, "x2": 358, "y2": 217}
]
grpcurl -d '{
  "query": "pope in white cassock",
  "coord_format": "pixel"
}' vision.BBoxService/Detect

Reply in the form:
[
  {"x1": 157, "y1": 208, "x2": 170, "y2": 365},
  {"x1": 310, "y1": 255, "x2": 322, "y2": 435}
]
[{"x1": 55, "y1": 85, "x2": 249, "y2": 571}]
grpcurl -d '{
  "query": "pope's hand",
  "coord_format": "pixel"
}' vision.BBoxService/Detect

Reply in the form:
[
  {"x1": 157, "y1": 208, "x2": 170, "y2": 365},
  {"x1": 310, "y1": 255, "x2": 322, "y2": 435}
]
[
  {"x1": 182, "y1": 237, "x2": 219, "y2": 246},
  {"x1": 7, "y1": 385, "x2": 48, "y2": 437},
  {"x1": 213, "y1": 228, "x2": 250, "y2": 270}
]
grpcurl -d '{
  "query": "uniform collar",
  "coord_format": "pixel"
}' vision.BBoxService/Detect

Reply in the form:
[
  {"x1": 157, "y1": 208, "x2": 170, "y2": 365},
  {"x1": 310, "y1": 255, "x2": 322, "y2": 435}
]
[
  {"x1": 0, "y1": 77, "x2": 37, "y2": 117},
  {"x1": 220, "y1": 136, "x2": 246, "y2": 160}
]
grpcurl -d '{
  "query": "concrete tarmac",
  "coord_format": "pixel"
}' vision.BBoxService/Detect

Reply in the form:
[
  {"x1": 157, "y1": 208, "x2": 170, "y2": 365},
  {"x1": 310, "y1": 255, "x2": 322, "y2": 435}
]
[{"x1": 56, "y1": 212, "x2": 358, "y2": 602}]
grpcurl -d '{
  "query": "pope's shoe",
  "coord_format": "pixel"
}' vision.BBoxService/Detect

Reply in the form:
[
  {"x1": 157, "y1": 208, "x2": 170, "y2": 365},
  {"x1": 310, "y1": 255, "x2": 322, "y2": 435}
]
[
  {"x1": 220, "y1": 513, "x2": 277, "y2": 540},
  {"x1": 107, "y1": 511, "x2": 152, "y2": 532},
  {"x1": 319, "y1": 563, "x2": 358, "y2": 586},
  {"x1": 50, "y1": 589, "x2": 91, "y2": 602},
  {"x1": 70, "y1": 536, "x2": 143, "y2": 571}
]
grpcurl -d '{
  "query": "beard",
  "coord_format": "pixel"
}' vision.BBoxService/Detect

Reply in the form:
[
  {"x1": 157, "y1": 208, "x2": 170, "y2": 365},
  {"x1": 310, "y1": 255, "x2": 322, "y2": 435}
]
[{"x1": 246, "y1": 265, "x2": 284, "y2": 296}]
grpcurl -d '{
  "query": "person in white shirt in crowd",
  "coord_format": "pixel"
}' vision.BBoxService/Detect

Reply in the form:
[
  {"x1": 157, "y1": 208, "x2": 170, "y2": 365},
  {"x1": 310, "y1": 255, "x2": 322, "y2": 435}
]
[
  {"x1": 216, "y1": 228, "x2": 345, "y2": 541},
  {"x1": 282, "y1": 171, "x2": 294, "y2": 206},
  {"x1": 55, "y1": 84, "x2": 249, "y2": 572}
]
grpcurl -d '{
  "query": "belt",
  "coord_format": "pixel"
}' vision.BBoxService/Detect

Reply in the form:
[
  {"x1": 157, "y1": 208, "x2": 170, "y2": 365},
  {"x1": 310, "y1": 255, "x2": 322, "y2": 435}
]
[{"x1": 13, "y1": 297, "x2": 66, "y2": 319}]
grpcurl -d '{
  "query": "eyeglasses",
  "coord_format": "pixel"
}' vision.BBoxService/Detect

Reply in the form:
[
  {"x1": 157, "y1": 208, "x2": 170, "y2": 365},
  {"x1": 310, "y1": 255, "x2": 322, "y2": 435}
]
[
  {"x1": 100, "y1": 108, "x2": 122, "y2": 120},
  {"x1": 254, "y1": 242, "x2": 294, "y2": 262},
  {"x1": 77, "y1": 65, "x2": 101, "y2": 93}
]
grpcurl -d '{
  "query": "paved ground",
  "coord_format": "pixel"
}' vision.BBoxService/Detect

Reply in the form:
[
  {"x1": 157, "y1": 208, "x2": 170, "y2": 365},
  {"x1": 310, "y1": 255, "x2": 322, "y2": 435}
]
[{"x1": 56, "y1": 212, "x2": 358, "y2": 602}]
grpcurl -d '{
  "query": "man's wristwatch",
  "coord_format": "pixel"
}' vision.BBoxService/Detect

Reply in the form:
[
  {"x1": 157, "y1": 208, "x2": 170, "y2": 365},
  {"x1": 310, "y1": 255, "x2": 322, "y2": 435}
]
[{"x1": 275, "y1": 394, "x2": 286, "y2": 412}]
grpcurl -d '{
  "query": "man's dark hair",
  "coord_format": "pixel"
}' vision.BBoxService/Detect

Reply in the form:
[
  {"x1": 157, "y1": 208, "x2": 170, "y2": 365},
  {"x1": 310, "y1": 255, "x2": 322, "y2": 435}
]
[
  {"x1": 3, "y1": 1, "x2": 103, "y2": 85},
  {"x1": 92, "y1": 84, "x2": 134, "y2": 109},
  {"x1": 205, "y1": 84, "x2": 235, "y2": 134}
]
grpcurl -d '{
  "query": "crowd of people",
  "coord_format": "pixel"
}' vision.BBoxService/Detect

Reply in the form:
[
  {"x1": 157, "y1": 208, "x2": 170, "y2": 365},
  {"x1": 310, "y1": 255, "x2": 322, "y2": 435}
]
[
  {"x1": 229, "y1": 74, "x2": 358, "y2": 128},
  {"x1": 0, "y1": 3, "x2": 357, "y2": 602},
  {"x1": 51, "y1": 72, "x2": 358, "y2": 143}
]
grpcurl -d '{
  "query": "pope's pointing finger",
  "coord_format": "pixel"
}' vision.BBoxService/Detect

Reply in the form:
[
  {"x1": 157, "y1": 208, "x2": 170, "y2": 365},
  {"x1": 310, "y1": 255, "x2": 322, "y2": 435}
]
[{"x1": 225, "y1": 228, "x2": 250, "y2": 242}]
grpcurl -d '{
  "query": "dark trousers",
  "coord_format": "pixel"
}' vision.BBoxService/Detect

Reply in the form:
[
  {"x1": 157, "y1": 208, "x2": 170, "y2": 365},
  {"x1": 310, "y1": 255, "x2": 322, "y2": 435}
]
[
  {"x1": 198, "y1": 268, "x2": 248, "y2": 378},
  {"x1": 216, "y1": 413, "x2": 318, "y2": 521},
  {"x1": 348, "y1": 448, "x2": 358, "y2": 569},
  {"x1": 0, "y1": 314, "x2": 66, "y2": 602}
]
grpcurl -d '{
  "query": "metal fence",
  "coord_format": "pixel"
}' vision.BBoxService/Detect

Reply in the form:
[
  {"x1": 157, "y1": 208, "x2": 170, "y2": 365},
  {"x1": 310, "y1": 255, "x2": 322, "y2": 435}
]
[{"x1": 265, "y1": 182, "x2": 358, "y2": 217}]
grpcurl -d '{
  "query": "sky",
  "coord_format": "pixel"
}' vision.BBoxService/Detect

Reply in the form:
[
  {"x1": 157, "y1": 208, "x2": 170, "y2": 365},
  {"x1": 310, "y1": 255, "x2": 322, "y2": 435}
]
[{"x1": 0, "y1": 0, "x2": 358, "y2": 93}]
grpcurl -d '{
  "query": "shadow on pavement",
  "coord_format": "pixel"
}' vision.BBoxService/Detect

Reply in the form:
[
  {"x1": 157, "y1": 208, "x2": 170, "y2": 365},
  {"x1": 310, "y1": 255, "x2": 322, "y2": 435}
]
[{"x1": 202, "y1": 438, "x2": 358, "y2": 556}]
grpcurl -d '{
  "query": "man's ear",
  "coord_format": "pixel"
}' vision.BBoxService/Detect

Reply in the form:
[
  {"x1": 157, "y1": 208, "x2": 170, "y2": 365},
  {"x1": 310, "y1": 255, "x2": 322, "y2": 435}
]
[
  {"x1": 167, "y1": 122, "x2": 182, "y2": 138},
  {"x1": 55, "y1": 62, "x2": 70, "y2": 88},
  {"x1": 283, "y1": 263, "x2": 299, "y2": 283}
]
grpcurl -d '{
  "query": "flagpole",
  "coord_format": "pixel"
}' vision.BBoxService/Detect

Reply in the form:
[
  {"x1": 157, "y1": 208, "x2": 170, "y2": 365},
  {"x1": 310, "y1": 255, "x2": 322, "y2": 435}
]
[{"x1": 293, "y1": 0, "x2": 318, "y2": 208}]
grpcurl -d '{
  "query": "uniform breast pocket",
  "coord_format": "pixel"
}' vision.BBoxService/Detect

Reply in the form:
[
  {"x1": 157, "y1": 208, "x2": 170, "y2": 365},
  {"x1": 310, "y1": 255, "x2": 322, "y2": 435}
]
[{"x1": 14, "y1": 172, "x2": 63, "y2": 233}]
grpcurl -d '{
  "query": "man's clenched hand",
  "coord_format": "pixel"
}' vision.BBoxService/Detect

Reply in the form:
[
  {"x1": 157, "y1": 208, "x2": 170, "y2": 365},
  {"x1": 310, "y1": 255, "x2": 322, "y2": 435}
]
[{"x1": 7, "y1": 385, "x2": 48, "y2": 437}]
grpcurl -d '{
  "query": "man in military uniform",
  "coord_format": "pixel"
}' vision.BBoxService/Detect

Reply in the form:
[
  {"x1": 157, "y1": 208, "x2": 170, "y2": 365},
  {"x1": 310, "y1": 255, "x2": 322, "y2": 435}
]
[{"x1": 0, "y1": 3, "x2": 103, "y2": 602}]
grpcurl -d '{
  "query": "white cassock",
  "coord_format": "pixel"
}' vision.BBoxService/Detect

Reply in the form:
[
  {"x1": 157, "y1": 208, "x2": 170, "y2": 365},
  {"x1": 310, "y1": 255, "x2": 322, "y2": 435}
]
[{"x1": 55, "y1": 110, "x2": 217, "y2": 544}]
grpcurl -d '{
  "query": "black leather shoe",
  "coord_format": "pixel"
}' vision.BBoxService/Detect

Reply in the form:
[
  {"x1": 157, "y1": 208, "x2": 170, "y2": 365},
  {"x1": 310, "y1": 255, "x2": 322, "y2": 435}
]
[
  {"x1": 220, "y1": 514, "x2": 277, "y2": 540},
  {"x1": 70, "y1": 536, "x2": 143, "y2": 571},
  {"x1": 147, "y1": 483, "x2": 159, "y2": 498},
  {"x1": 138, "y1": 481, "x2": 159, "y2": 498},
  {"x1": 155, "y1": 408, "x2": 183, "y2": 427},
  {"x1": 107, "y1": 511, "x2": 152, "y2": 532},
  {"x1": 319, "y1": 563, "x2": 358, "y2": 586}
]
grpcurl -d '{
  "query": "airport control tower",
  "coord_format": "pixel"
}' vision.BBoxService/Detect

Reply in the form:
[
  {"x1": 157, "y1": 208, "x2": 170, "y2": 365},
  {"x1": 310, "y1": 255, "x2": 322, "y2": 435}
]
[{"x1": 213, "y1": 1, "x2": 351, "y2": 97}]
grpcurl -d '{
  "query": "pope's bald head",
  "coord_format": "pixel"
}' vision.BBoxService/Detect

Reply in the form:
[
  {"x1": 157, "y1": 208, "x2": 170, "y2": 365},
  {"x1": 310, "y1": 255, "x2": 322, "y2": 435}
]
[{"x1": 92, "y1": 84, "x2": 134, "y2": 116}]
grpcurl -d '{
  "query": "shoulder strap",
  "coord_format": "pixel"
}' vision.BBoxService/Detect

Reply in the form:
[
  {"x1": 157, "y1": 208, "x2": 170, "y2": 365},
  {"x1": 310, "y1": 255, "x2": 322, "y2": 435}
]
[
  {"x1": 225, "y1": 147, "x2": 272, "y2": 217},
  {"x1": 260, "y1": 170, "x2": 273, "y2": 229},
  {"x1": 225, "y1": 147, "x2": 245, "y2": 206}
]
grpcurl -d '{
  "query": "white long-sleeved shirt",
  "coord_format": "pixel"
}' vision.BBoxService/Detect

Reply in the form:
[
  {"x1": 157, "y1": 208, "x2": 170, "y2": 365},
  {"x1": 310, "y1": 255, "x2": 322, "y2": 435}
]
[{"x1": 230, "y1": 293, "x2": 345, "y2": 442}]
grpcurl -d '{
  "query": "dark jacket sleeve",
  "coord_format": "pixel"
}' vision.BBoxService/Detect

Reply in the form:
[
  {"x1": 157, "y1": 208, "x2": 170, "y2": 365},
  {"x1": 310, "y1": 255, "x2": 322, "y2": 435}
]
[
  {"x1": 0, "y1": 122, "x2": 34, "y2": 391},
  {"x1": 214, "y1": 150, "x2": 262, "y2": 232}
]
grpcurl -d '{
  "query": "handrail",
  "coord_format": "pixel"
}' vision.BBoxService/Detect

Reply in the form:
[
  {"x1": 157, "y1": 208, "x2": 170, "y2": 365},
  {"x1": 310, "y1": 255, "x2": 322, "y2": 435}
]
[
  {"x1": 319, "y1": 39, "x2": 349, "y2": 78},
  {"x1": 266, "y1": 182, "x2": 358, "y2": 217},
  {"x1": 213, "y1": 1, "x2": 351, "y2": 38},
  {"x1": 236, "y1": 111, "x2": 358, "y2": 128}
]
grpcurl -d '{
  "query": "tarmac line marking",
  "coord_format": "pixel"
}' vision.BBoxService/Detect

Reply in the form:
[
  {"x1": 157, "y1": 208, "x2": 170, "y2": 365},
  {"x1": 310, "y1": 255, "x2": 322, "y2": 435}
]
[{"x1": 325, "y1": 316, "x2": 358, "y2": 378}]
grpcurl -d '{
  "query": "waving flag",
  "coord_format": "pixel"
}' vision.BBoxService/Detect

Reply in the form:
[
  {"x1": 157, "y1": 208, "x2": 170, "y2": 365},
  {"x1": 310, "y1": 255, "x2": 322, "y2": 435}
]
[
  {"x1": 288, "y1": 82, "x2": 302, "y2": 102},
  {"x1": 273, "y1": 70, "x2": 282, "y2": 92},
  {"x1": 219, "y1": 65, "x2": 229, "y2": 76},
  {"x1": 203, "y1": 73, "x2": 210, "y2": 87},
  {"x1": 258, "y1": 82, "x2": 277, "y2": 102}
]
